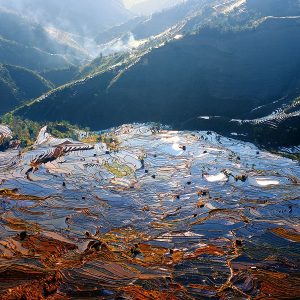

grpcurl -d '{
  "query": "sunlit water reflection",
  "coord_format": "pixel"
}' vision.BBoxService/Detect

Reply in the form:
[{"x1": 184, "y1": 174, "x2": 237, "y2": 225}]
[{"x1": 0, "y1": 124, "x2": 299, "y2": 299}]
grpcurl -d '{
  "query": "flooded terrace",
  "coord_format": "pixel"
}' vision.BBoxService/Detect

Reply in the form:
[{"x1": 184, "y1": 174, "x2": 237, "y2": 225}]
[{"x1": 0, "y1": 124, "x2": 299, "y2": 299}]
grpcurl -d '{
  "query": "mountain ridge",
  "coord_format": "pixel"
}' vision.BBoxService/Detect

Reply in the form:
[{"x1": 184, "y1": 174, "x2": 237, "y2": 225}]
[{"x1": 14, "y1": 17, "x2": 300, "y2": 128}]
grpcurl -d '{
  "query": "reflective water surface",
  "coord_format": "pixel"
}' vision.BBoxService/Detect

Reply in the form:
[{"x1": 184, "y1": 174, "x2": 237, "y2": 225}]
[{"x1": 0, "y1": 124, "x2": 299, "y2": 299}]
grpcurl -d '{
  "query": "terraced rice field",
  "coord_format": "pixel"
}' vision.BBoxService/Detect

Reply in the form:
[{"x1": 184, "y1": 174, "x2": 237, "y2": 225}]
[{"x1": 0, "y1": 124, "x2": 299, "y2": 299}]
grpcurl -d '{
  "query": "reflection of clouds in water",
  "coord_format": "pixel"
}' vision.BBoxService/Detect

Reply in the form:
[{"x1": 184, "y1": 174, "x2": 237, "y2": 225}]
[
  {"x1": 204, "y1": 173, "x2": 228, "y2": 182},
  {"x1": 253, "y1": 178, "x2": 280, "y2": 186},
  {"x1": 1, "y1": 124, "x2": 300, "y2": 298},
  {"x1": 160, "y1": 134, "x2": 184, "y2": 155}
]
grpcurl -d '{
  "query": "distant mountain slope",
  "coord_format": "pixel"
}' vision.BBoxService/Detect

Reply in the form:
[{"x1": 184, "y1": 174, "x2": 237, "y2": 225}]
[
  {"x1": 0, "y1": 36, "x2": 72, "y2": 72},
  {"x1": 0, "y1": 64, "x2": 53, "y2": 115},
  {"x1": 15, "y1": 17, "x2": 300, "y2": 135},
  {"x1": 95, "y1": 16, "x2": 147, "y2": 45},
  {"x1": 0, "y1": 9, "x2": 87, "y2": 71},
  {"x1": 130, "y1": 0, "x2": 300, "y2": 39},
  {"x1": 0, "y1": 0, "x2": 132, "y2": 37},
  {"x1": 95, "y1": 0, "x2": 300, "y2": 55},
  {"x1": 0, "y1": 9, "x2": 59, "y2": 53},
  {"x1": 96, "y1": 0, "x2": 212, "y2": 43}
]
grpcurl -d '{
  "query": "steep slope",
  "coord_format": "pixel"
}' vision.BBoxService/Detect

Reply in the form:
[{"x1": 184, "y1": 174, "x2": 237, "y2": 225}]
[
  {"x1": 15, "y1": 17, "x2": 300, "y2": 136},
  {"x1": 40, "y1": 67, "x2": 79, "y2": 87},
  {"x1": 0, "y1": 64, "x2": 53, "y2": 115}
]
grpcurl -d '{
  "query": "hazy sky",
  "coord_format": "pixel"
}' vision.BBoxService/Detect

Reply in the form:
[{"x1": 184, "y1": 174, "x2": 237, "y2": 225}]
[
  {"x1": 123, "y1": 0, "x2": 142, "y2": 8},
  {"x1": 123, "y1": 0, "x2": 183, "y2": 9}
]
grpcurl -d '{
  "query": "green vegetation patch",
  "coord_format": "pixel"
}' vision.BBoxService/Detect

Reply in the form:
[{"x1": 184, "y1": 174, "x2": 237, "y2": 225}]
[
  {"x1": 0, "y1": 113, "x2": 83, "y2": 148},
  {"x1": 103, "y1": 161, "x2": 134, "y2": 178}
]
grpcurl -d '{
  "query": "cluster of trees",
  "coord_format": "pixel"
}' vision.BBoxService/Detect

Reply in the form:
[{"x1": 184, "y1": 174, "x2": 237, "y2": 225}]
[{"x1": 0, "y1": 113, "x2": 82, "y2": 148}]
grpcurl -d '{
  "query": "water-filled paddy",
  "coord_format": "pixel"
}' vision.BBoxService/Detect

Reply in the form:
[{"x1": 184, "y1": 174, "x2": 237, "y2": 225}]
[{"x1": 0, "y1": 124, "x2": 299, "y2": 299}]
